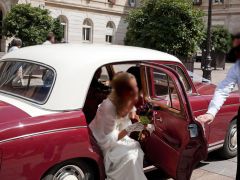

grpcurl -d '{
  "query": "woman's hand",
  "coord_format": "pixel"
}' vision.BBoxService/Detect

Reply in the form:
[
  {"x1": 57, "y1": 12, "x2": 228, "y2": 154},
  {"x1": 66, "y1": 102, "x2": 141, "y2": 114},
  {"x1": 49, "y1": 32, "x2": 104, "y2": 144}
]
[
  {"x1": 125, "y1": 122, "x2": 144, "y2": 135},
  {"x1": 129, "y1": 111, "x2": 140, "y2": 122},
  {"x1": 118, "y1": 122, "x2": 144, "y2": 140},
  {"x1": 118, "y1": 130, "x2": 128, "y2": 140}
]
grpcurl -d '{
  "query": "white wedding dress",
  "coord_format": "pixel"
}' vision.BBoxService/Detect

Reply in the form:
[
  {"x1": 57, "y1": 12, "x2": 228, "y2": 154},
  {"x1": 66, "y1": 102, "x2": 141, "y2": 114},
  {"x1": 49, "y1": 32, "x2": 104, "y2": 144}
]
[{"x1": 89, "y1": 98, "x2": 147, "y2": 180}]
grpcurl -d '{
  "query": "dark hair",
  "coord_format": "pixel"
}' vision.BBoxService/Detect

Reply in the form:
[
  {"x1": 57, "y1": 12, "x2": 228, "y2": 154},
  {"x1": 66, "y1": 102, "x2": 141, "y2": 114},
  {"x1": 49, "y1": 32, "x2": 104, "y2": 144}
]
[
  {"x1": 233, "y1": 33, "x2": 240, "y2": 40},
  {"x1": 127, "y1": 66, "x2": 142, "y2": 90},
  {"x1": 111, "y1": 72, "x2": 135, "y2": 97},
  {"x1": 46, "y1": 32, "x2": 55, "y2": 41},
  {"x1": 109, "y1": 72, "x2": 136, "y2": 116},
  {"x1": 226, "y1": 45, "x2": 240, "y2": 62},
  {"x1": 10, "y1": 38, "x2": 22, "y2": 47}
]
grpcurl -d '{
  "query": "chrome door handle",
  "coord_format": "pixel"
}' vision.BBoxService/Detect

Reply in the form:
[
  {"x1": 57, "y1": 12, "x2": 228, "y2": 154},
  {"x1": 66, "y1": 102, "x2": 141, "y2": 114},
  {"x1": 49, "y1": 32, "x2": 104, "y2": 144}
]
[{"x1": 156, "y1": 117, "x2": 163, "y2": 122}]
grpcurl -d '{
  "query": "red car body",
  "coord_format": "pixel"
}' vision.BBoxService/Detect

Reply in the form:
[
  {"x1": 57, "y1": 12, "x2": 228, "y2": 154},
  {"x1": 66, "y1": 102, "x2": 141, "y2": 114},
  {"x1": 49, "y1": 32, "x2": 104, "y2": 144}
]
[{"x1": 0, "y1": 45, "x2": 238, "y2": 180}]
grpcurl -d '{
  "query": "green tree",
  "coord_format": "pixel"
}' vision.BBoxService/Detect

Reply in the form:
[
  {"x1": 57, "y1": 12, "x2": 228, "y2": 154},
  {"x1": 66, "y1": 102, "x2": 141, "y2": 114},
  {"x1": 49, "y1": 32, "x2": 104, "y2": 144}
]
[
  {"x1": 200, "y1": 26, "x2": 232, "y2": 53},
  {"x1": 211, "y1": 26, "x2": 232, "y2": 53},
  {"x1": 125, "y1": 0, "x2": 205, "y2": 57},
  {"x1": 2, "y1": 4, "x2": 63, "y2": 46},
  {"x1": 52, "y1": 18, "x2": 64, "y2": 42}
]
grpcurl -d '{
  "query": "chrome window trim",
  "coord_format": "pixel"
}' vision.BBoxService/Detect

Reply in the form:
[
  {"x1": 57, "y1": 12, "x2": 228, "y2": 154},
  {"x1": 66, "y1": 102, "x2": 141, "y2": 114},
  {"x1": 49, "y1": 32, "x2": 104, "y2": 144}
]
[{"x1": 0, "y1": 125, "x2": 87, "y2": 144}]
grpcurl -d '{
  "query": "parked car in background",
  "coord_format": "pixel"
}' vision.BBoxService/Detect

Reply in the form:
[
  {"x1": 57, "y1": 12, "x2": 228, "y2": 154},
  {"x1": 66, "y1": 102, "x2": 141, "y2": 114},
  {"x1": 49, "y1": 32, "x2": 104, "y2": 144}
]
[{"x1": 0, "y1": 44, "x2": 238, "y2": 180}]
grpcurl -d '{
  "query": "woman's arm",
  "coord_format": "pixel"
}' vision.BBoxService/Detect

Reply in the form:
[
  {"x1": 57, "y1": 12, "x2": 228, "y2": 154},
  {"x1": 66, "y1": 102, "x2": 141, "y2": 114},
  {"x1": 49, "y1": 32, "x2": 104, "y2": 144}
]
[{"x1": 118, "y1": 130, "x2": 128, "y2": 140}]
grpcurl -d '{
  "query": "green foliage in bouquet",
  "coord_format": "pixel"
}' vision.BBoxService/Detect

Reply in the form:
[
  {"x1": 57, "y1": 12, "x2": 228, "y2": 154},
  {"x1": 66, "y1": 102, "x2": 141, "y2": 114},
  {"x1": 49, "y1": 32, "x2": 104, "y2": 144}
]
[{"x1": 140, "y1": 116, "x2": 151, "y2": 125}]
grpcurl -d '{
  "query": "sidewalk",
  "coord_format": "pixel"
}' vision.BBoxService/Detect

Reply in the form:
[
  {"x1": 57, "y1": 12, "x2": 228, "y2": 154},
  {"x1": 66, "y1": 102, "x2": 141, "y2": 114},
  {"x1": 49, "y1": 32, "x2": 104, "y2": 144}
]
[
  {"x1": 147, "y1": 152, "x2": 237, "y2": 180},
  {"x1": 193, "y1": 62, "x2": 234, "y2": 85},
  {"x1": 193, "y1": 62, "x2": 237, "y2": 180},
  {"x1": 191, "y1": 169, "x2": 233, "y2": 180}
]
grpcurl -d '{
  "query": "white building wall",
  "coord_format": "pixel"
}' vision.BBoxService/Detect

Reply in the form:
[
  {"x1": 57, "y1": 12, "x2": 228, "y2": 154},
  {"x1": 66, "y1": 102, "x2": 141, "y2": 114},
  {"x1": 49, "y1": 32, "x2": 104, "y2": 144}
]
[
  {"x1": 199, "y1": 0, "x2": 240, "y2": 34},
  {"x1": 0, "y1": 0, "x2": 135, "y2": 51},
  {"x1": 48, "y1": 5, "x2": 128, "y2": 44}
]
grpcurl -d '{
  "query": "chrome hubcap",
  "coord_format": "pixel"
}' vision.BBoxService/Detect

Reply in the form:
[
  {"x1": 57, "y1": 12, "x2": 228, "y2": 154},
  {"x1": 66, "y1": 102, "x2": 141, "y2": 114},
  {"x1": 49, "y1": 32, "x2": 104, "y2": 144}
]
[
  {"x1": 228, "y1": 125, "x2": 237, "y2": 151},
  {"x1": 53, "y1": 165, "x2": 85, "y2": 180}
]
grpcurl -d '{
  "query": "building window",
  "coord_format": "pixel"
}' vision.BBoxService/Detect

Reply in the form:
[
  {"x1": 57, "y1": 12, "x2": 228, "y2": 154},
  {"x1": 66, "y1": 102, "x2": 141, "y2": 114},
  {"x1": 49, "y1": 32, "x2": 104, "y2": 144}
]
[
  {"x1": 58, "y1": 15, "x2": 68, "y2": 43},
  {"x1": 193, "y1": 0, "x2": 202, "y2": 5},
  {"x1": 214, "y1": 0, "x2": 224, "y2": 4},
  {"x1": 106, "y1": 21, "x2": 115, "y2": 44},
  {"x1": 83, "y1": 18, "x2": 93, "y2": 43},
  {"x1": 108, "y1": 0, "x2": 116, "y2": 5},
  {"x1": 129, "y1": 0, "x2": 136, "y2": 7}
]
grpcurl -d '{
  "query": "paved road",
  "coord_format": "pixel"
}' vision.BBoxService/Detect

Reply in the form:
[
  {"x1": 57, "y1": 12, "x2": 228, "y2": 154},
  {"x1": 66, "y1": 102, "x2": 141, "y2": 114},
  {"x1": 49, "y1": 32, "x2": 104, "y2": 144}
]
[
  {"x1": 146, "y1": 151, "x2": 237, "y2": 180},
  {"x1": 146, "y1": 62, "x2": 237, "y2": 180},
  {"x1": 193, "y1": 62, "x2": 234, "y2": 86}
]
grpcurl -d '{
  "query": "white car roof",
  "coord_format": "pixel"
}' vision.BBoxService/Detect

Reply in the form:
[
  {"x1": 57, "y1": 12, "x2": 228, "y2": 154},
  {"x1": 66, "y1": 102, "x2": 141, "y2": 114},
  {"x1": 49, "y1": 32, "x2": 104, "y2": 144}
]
[{"x1": 1, "y1": 44, "x2": 181, "y2": 111}]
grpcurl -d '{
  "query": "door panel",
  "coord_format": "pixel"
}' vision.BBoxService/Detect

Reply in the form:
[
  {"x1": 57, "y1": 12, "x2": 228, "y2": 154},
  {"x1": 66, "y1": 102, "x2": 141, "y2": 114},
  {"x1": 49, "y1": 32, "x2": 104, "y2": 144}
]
[{"x1": 142, "y1": 64, "x2": 207, "y2": 180}]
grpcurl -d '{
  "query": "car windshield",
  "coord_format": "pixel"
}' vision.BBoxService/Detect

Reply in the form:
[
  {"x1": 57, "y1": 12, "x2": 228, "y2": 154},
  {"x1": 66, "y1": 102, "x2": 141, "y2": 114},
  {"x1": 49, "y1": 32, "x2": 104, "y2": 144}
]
[
  {"x1": 0, "y1": 61, "x2": 55, "y2": 103},
  {"x1": 187, "y1": 71, "x2": 211, "y2": 83}
]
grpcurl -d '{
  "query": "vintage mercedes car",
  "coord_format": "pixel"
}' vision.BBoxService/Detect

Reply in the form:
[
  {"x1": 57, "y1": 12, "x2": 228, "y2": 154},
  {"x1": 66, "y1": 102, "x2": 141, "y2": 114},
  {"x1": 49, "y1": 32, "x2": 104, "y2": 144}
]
[{"x1": 0, "y1": 44, "x2": 238, "y2": 180}]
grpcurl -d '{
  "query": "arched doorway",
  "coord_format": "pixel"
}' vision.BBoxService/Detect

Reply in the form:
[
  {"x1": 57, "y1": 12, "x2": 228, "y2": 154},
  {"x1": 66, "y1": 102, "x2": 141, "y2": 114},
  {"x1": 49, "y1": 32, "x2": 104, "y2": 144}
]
[
  {"x1": 106, "y1": 21, "x2": 115, "y2": 44},
  {"x1": 82, "y1": 18, "x2": 93, "y2": 43}
]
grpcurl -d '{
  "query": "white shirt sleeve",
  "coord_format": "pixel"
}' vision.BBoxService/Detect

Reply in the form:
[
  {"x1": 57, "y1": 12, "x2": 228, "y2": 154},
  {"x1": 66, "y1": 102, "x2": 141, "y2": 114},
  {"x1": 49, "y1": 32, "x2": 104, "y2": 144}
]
[{"x1": 207, "y1": 62, "x2": 239, "y2": 117}]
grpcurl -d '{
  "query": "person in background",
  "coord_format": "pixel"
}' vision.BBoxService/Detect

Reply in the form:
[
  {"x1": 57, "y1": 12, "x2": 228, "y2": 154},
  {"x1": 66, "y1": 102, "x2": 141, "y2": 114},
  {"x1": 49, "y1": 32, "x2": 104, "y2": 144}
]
[
  {"x1": 8, "y1": 38, "x2": 22, "y2": 52},
  {"x1": 7, "y1": 38, "x2": 23, "y2": 85},
  {"x1": 197, "y1": 33, "x2": 240, "y2": 180},
  {"x1": 227, "y1": 33, "x2": 240, "y2": 63},
  {"x1": 43, "y1": 32, "x2": 55, "y2": 45},
  {"x1": 233, "y1": 33, "x2": 240, "y2": 47}
]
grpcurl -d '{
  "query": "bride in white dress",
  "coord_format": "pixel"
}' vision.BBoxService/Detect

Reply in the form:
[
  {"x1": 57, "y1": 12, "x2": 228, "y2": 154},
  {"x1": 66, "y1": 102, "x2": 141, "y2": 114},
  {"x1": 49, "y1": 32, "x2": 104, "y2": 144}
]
[{"x1": 89, "y1": 72, "x2": 147, "y2": 180}]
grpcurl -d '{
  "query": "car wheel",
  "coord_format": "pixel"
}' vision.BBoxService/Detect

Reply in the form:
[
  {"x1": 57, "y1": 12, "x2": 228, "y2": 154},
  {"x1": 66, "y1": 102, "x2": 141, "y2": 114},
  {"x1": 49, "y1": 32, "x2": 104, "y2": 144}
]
[
  {"x1": 220, "y1": 119, "x2": 237, "y2": 159},
  {"x1": 42, "y1": 160, "x2": 95, "y2": 180}
]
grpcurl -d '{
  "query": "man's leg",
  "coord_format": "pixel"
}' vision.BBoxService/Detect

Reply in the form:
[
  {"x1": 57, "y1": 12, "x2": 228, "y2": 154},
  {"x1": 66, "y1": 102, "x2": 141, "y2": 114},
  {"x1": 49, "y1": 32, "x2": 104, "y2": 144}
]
[{"x1": 237, "y1": 107, "x2": 240, "y2": 180}]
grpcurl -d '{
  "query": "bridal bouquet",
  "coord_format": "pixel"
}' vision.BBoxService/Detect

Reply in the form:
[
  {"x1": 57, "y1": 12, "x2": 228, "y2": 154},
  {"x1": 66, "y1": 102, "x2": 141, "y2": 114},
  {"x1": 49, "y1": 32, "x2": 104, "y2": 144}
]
[{"x1": 130, "y1": 103, "x2": 155, "y2": 141}]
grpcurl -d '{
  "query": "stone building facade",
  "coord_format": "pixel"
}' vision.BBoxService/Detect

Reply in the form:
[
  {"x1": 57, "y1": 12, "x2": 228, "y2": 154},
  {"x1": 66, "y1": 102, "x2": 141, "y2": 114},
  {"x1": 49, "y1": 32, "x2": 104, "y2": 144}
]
[
  {"x1": 195, "y1": 0, "x2": 240, "y2": 34},
  {"x1": 0, "y1": 0, "x2": 137, "y2": 52}
]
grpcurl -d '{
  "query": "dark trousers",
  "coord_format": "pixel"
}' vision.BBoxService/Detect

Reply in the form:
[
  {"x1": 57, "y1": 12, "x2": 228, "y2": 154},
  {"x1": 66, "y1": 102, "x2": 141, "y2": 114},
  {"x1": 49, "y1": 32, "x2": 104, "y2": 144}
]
[{"x1": 237, "y1": 107, "x2": 240, "y2": 180}]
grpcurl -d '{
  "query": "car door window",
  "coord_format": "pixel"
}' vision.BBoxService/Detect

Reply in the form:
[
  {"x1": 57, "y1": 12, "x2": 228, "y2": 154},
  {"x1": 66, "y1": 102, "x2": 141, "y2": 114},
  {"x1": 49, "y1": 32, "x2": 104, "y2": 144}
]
[
  {"x1": 146, "y1": 67, "x2": 181, "y2": 111},
  {"x1": 99, "y1": 66, "x2": 110, "y2": 86},
  {"x1": 167, "y1": 65, "x2": 192, "y2": 93}
]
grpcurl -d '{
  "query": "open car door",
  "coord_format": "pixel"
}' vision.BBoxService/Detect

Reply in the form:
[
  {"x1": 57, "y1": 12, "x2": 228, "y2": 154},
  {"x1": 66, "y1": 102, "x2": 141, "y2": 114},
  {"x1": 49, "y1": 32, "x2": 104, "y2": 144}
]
[{"x1": 141, "y1": 63, "x2": 207, "y2": 180}]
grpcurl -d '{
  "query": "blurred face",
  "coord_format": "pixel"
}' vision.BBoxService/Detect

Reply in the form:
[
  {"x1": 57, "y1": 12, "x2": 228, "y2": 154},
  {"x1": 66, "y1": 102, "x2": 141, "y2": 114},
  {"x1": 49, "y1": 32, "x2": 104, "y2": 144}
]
[
  {"x1": 123, "y1": 78, "x2": 139, "y2": 103},
  {"x1": 233, "y1": 38, "x2": 240, "y2": 47}
]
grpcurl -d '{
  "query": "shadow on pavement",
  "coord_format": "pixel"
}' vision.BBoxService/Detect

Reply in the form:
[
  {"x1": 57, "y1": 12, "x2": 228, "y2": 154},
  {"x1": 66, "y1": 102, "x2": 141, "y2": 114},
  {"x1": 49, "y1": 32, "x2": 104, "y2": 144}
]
[
  {"x1": 145, "y1": 169, "x2": 170, "y2": 180},
  {"x1": 205, "y1": 150, "x2": 227, "y2": 162}
]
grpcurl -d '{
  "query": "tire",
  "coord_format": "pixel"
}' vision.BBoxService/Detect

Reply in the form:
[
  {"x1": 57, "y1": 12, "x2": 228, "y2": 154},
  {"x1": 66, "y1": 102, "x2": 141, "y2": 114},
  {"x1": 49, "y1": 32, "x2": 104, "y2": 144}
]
[
  {"x1": 220, "y1": 119, "x2": 237, "y2": 159},
  {"x1": 42, "y1": 159, "x2": 96, "y2": 180}
]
